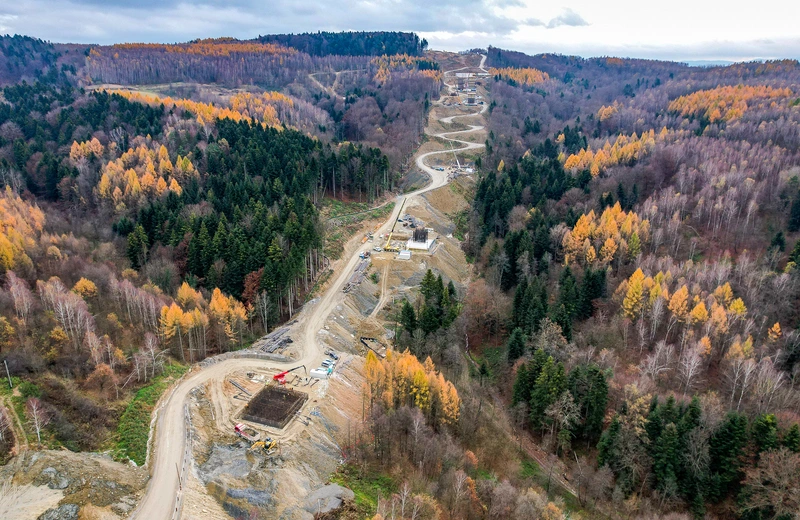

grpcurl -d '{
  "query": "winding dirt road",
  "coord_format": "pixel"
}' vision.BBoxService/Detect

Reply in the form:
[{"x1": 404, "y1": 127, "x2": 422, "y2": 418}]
[{"x1": 131, "y1": 55, "x2": 488, "y2": 520}]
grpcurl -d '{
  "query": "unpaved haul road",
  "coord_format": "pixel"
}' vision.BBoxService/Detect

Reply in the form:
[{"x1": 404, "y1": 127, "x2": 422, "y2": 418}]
[{"x1": 131, "y1": 56, "x2": 488, "y2": 520}]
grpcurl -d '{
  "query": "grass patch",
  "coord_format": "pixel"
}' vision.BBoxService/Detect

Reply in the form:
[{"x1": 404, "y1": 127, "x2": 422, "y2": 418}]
[
  {"x1": 329, "y1": 463, "x2": 396, "y2": 515},
  {"x1": 518, "y1": 453, "x2": 585, "y2": 514},
  {"x1": 520, "y1": 457, "x2": 541, "y2": 480},
  {"x1": 473, "y1": 346, "x2": 505, "y2": 383},
  {"x1": 114, "y1": 362, "x2": 188, "y2": 465},
  {"x1": 450, "y1": 208, "x2": 469, "y2": 241},
  {"x1": 322, "y1": 198, "x2": 372, "y2": 219},
  {"x1": 324, "y1": 202, "x2": 395, "y2": 260},
  {"x1": 0, "y1": 376, "x2": 34, "y2": 446}
]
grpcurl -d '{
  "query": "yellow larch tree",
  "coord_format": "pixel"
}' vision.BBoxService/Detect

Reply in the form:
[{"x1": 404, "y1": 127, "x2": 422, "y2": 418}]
[
  {"x1": 668, "y1": 285, "x2": 690, "y2": 323},
  {"x1": 622, "y1": 268, "x2": 646, "y2": 319}
]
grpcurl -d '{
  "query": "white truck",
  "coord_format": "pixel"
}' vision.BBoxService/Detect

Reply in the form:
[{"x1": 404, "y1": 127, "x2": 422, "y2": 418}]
[{"x1": 310, "y1": 368, "x2": 329, "y2": 379}]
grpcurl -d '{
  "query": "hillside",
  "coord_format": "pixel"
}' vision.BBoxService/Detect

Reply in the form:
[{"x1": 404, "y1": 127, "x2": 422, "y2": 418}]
[{"x1": 0, "y1": 30, "x2": 798, "y2": 520}]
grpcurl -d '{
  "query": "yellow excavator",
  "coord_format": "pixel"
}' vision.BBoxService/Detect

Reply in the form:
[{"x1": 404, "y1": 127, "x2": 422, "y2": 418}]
[{"x1": 249, "y1": 438, "x2": 278, "y2": 454}]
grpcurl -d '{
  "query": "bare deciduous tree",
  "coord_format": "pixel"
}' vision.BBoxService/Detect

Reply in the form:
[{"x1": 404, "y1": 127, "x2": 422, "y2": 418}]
[
  {"x1": 741, "y1": 448, "x2": 800, "y2": 518},
  {"x1": 679, "y1": 343, "x2": 704, "y2": 396},
  {"x1": 26, "y1": 397, "x2": 50, "y2": 445}
]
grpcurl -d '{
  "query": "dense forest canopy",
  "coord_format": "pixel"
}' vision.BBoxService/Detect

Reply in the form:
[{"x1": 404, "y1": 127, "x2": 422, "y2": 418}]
[
  {"x1": 257, "y1": 31, "x2": 427, "y2": 57},
  {"x1": 455, "y1": 45, "x2": 800, "y2": 520},
  {"x1": 0, "y1": 32, "x2": 424, "y2": 459},
  {"x1": 3, "y1": 29, "x2": 800, "y2": 519}
]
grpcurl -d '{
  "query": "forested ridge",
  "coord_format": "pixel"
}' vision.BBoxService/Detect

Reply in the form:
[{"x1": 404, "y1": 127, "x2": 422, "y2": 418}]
[
  {"x1": 0, "y1": 31, "x2": 425, "y2": 460},
  {"x1": 451, "y1": 46, "x2": 800, "y2": 519},
  {"x1": 257, "y1": 31, "x2": 427, "y2": 57},
  {"x1": 3, "y1": 28, "x2": 800, "y2": 520}
]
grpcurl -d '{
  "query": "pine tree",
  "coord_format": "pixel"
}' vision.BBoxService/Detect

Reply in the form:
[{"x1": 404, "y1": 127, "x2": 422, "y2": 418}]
[{"x1": 507, "y1": 327, "x2": 526, "y2": 363}]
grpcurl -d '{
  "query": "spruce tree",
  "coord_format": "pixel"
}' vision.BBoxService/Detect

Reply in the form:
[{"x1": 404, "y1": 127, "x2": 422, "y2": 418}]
[
  {"x1": 507, "y1": 327, "x2": 526, "y2": 363},
  {"x1": 434, "y1": 274, "x2": 445, "y2": 303},
  {"x1": 511, "y1": 363, "x2": 532, "y2": 408},
  {"x1": 708, "y1": 412, "x2": 748, "y2": 500},
  {"x1": 400, "y1": 300, "x2": 417, "y2": 335},
  {"x1": 126, "y1": 224, "x2": 149, "y2": 270},
  {"x1": 420, "y1": 305, "x2": 440, "y2": 335},
  {"x1": 783, "y1": 423, "x2": 800, "y2": 452},
  {"x1": 753, "y1": 414, "x2": 780, "y2": 453},
  {"x1": 789, "y1": 191, "x2": 800, "y2": 232},
  {"x1": 653, "y1": 423, "x2": 680, "y2": 493},
  {"x1": 597, "y1": 415, "x2": 621, "y2": 468},
  {"x1": 420, "y1": 269, "x2": 437, "y2": 301},
  {"x1": 447, "y1": 280, "x2": 457, "y2": 301}
]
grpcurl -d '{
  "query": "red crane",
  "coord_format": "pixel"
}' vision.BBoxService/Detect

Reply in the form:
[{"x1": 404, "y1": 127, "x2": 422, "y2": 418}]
[{"x1": 273, "y1": 365, "x2": 307, "y2": 385}]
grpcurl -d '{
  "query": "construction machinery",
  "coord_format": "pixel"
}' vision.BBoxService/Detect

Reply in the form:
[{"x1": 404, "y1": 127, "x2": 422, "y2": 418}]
[
  {"x1": 234, "y1": 423, "x2": 260, "y2": 442},
  {"x1": 272, "y1": 365, "x2": 306, "y2": 385},
  {"x1": 249, "y1": 438, "x2": 278, "y2": 454}
]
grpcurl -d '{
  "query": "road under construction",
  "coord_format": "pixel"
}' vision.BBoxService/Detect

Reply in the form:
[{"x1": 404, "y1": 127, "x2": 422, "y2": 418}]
[{"x1": 130, "y1": 54, "x2": 490, "y2": 520}]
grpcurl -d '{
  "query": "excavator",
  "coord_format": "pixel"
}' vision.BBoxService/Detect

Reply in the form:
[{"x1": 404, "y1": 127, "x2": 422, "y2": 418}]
[
  {"x1": 272, "y1": 365, "x2": 306, "y2": 385},
  {"x1": 249, "y1": 438, "x2": 278, "y2": 454}
]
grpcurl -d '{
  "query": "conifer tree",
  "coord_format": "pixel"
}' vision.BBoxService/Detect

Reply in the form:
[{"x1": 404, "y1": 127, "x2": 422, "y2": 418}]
[
  {"x1": 400, "y1": 300, "x2": 417, "y2": 335},
  {"x1": 753, "y1": 414, "x2": 780, "y2": 454},
  {"x1": 653, "y1": 422, "x2": 680, "y2": 494},
  {"x1": 420, "y1": 269, "x2": 437, "y2": 301},
  {"x1": 783, "y1": 423, "x2": 800, "y2": 452},
  {"x1": 507, "y1": 327, "x2": 526, "y2": 363},
  {"x1": 127, "y1": 224, "x2": 149, "y2": 270},
  {"x1": 789, "y1": 191, "x2": 800, "y2": 232}
]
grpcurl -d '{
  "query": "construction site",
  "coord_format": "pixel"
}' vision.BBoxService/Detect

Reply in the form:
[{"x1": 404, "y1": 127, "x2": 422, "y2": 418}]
[{"x1": 242, "y1": 386, "x2": 309, "y2": 429}]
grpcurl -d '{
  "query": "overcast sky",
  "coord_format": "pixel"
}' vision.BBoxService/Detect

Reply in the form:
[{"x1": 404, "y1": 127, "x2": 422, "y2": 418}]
[{"x1": 2, "y1": 0, "x2": 800, "y2": 62}]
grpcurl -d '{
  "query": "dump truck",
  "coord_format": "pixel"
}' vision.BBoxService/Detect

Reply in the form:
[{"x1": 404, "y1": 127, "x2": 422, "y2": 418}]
[{"x1": 234, "y1": 423, "x2": 259, "y2": 442}]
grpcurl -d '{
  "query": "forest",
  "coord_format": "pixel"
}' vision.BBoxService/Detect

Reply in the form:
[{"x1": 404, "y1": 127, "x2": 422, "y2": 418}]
[
  {"x1": 2, "y1": 27, "x2": 800, "y2": 520},
  {"x1": 451, "y1": 46, "x2": 800, "y2": 519},
  {"x1": 257, "y1": 31, "x2": 428, "y2": 57},
  {"x1": 0, "y1": 31, "x2": 429, "y2": 462}
]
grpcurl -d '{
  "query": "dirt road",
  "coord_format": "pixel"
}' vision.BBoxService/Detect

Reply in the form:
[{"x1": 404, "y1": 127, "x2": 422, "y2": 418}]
[{"x1": 131, "y1": 55, "x2": 488, "y2": 520}]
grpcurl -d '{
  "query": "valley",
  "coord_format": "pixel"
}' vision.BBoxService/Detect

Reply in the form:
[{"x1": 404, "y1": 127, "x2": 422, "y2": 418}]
[{"x1": 1, "y1": 29, "x2": 800, "y2": 520}]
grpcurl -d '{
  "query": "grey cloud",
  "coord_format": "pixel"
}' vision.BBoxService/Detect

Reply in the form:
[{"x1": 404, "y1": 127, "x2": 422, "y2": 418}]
[
  {"x1": 425, "y1": 31, "x2": 800, "y2": 62},
  {"x1": 1, "y1": 0, "x2": 529, "y2": 44},
  {"x1": 546, "y1": 8, "x2": 589, "y2": 28}
]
